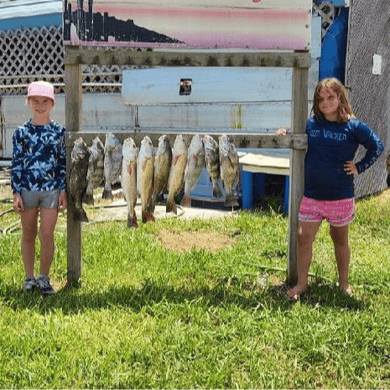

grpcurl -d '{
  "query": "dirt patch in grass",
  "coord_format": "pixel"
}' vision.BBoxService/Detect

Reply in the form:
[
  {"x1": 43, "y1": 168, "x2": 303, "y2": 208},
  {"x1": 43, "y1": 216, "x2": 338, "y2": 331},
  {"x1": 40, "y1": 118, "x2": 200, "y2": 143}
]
[
  {"x1": 158, "y1": 229, "x2": 233, "y2": 252},
  {"x1": 375, "y1": 188, "x2": 390, "y2": 204}
]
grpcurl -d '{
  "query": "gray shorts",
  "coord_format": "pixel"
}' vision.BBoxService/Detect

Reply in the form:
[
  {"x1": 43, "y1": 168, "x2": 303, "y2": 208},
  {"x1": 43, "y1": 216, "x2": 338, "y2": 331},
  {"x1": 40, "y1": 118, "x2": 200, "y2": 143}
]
[{"x1": 21, "y1": 189, "x2": 60, "y2": 210}]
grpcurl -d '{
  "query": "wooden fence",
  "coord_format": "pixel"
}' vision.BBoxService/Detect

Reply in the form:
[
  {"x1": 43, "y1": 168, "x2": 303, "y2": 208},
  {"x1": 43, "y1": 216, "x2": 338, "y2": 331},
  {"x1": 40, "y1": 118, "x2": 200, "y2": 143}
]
[{"x1": 65, "y1": 47, "x2": 310, "y2": 286}]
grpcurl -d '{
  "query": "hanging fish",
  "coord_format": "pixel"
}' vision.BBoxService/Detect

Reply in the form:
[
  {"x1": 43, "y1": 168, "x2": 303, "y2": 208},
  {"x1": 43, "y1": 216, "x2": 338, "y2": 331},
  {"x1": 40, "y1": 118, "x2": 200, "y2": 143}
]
[
  {"x1": 203, "y1": 134, "x2": 223, "y2": 198},
  {"x1": 182, "y1": 134, "x2": 206, "y2": 206},
  {"x1": 152, "y1": 135, "x2": 172, "y2": 211},
  {"x1": 121, "y1": 137, "x2": 139, "y2": 228},
  {"x1": 69, "y1": 137, "x2": 89, "y2": 222},
  {"x1": 137, "y1": 136, "x2": 155, "y2": 223},
  {"x1": 166, "y1": 134, "x2": 188, "y2": 214},
  {"x1": 102, "y1": 133, "x2": 122, "y2": 200},
  {"x1": 83, "y1": 136, "x2": 104, "y2": 206},
  {"x1": 219, "y1": 134, "x2": 240, "y2": 207}
]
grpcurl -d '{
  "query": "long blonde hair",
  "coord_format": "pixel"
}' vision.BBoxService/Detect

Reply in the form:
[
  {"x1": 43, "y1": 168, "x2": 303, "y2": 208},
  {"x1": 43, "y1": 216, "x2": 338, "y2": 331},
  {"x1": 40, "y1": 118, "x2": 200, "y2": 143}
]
[{"x1": 312, "y1": 78, "x2": 354, "y2": 123}]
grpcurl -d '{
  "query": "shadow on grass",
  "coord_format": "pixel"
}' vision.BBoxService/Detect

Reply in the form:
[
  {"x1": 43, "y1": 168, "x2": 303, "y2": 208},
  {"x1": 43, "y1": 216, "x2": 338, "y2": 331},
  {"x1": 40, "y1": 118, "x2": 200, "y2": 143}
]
[
  {"x1": 1, "y1": 277, "x2": 366, "y2": 315},
  {"x1": 277, "y1": 281, "x2": 366, "y2": 310}
]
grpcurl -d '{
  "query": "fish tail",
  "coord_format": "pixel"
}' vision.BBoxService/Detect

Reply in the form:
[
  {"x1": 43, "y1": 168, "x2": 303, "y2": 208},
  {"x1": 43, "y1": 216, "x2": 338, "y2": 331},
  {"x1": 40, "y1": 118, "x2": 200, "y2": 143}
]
[
  {"x1": 166, "y1": 198, "x2": 177, "y2": 214},
  {"x1": 181, "y1": 195, "x2": 191, "y2": 207},
  {"x1": 74, "y1": 207, "x2": 89, "y2": 223},
  {"x1": 224, "y1": 195, "x2": 239, "y2": 208},
  {"x1": 102, "y1": 188, "x2": 113, "y2": 200},
  {"x1": 127, "y1": 214, "x2": 138, "y2": 228},
  {"x1": 142, "y1": 211, "x2": 155, "y2": 223},
  {"x1": 82, "y1": 193, "x2": 94, "y2": 206},
  {"x1": 212, "y1": 183, "x2": 223, "y2": 198}
]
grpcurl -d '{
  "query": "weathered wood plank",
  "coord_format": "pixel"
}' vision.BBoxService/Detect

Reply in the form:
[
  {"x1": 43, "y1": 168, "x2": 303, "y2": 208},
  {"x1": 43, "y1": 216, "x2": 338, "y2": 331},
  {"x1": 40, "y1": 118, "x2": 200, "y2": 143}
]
[
  {"x1": 66, "y1": 132, "x2": 307, "y2": 150},
  {"x1": 288, "y1": 67, "x2": 308, "y2": 286},
  {"x1": 86, "y1": 0, "x2": 310, "y2": 9},
  {"x1": 65, "y1": 64, "x2": 83, "y2": 286},
  {"x1": 64, "y1": 46, "x2": 311, "y2": 68},
  {"x1": 122, "y1": 67, "x2": 294, "y2": 105}
]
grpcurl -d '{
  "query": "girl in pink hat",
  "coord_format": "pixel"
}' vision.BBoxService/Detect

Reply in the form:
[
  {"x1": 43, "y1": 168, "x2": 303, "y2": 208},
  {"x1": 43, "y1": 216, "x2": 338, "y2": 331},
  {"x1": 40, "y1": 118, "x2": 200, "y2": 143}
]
[{"x1": 11, "y1": 81, "x2": 67, "y2": 296}]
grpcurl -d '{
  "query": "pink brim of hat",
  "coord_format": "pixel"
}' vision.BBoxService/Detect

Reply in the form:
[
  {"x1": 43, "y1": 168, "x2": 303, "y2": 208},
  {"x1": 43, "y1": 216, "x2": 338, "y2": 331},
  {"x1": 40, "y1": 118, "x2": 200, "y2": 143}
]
[{"x1": 27, "y1": 81, "x2": 55, "y2": 101}]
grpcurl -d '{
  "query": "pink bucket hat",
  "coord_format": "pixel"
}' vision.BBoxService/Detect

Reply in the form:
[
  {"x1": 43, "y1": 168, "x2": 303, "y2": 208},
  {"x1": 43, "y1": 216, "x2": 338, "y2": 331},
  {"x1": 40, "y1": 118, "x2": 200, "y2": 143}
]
[{"x1": 27, "y1": 81, "x2": 55, "y2": 101}]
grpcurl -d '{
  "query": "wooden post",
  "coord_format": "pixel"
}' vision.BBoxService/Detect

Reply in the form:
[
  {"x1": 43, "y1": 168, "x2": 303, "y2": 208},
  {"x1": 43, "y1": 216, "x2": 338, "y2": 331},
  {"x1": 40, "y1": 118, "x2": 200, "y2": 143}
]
[
  {"x1": 288, "y1": 66, "x2": 308, "y2": 285},
  {"x1": 65, "y1": 61, "x2": 83, "y2": 286}
]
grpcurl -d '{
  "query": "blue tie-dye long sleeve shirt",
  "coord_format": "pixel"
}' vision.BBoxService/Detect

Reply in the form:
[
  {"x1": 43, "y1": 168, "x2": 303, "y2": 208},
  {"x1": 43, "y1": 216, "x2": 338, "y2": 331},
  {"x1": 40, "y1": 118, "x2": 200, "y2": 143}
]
[{"x1": 11, "y1": 120, "x2": 67, "y2": 194}]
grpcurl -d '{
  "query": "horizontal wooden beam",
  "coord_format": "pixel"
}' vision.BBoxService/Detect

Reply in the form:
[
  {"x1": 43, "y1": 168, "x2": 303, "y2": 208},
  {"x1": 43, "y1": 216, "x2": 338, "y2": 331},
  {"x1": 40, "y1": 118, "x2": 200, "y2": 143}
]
[
  {"x1": 66, "y1": 132, "x2": 307, "y2": 150},
  {"x1": 64, "y1": 46, "x2": 311, "y2": 68}
]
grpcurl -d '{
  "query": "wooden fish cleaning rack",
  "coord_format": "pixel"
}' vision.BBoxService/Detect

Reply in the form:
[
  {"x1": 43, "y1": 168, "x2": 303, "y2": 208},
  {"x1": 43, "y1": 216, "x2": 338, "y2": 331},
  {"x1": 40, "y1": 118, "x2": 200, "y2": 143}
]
[{"x1": 65, "y1": 47, "x2": 310, "y2": 287}]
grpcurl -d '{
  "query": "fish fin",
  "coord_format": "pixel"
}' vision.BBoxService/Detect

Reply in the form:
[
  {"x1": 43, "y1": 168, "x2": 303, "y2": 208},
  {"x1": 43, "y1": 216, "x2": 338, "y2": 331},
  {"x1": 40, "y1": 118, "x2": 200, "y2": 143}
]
[
  {"x1": 166, "y1": 199, "x2": 177, "y2": 214},
  {"x1": 74, "y1": 208, "x2": 89, "y2": 223},
  {"x1": 224, "y1": 195, "x2": 239, "y2": 208},
  {"x1": 82, "y1": 193, "x2": 94, "y2": 206}
]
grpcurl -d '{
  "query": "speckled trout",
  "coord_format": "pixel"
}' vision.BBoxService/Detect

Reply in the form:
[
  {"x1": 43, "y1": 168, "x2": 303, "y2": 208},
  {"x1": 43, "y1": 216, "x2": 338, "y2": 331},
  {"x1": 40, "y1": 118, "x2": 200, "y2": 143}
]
[
  {"x1": 83, "y1": 136, "x2": 104, "y2": 206},
  {"x1": 69, "y1": 137, "x2": 89, "y2": 222},
  {"x1": 219, "y1": 134, "x2": 240, "y2": 207}
]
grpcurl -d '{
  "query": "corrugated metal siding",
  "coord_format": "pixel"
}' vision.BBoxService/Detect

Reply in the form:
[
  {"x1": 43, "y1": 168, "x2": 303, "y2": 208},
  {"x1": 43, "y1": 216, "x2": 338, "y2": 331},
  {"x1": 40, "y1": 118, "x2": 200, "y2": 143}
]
[{"x1": 346, "y1": 0, "x2": 390, "y2": 198}]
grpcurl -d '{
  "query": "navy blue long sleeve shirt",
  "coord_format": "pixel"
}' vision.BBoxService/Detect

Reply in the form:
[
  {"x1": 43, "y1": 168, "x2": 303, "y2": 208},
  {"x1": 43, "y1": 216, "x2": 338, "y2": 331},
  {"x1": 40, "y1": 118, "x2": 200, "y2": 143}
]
[{"x1": 304, "y1": 117, "x2": 384, "y2": 201}]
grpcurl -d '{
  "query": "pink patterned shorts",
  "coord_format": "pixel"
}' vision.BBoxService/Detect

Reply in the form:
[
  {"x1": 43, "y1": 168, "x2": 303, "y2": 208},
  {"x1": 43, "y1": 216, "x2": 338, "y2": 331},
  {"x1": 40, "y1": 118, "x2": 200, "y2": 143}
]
[{"x1": 298, "y1": 196, "x2": 355, "y2": 227}]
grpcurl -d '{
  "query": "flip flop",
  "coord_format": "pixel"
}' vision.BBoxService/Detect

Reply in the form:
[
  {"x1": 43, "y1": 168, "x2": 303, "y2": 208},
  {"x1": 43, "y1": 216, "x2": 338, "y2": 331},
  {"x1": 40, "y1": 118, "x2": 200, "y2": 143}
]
[{"x1": 285, "y1": 286, "x2": 307, "y2": 302}]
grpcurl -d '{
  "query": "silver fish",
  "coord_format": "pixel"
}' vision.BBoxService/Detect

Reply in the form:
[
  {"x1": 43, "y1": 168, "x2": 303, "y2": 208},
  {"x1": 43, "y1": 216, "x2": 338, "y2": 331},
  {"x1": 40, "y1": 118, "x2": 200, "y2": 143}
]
[
  {"x1": 203, "y1": 135, "x2": 223, "y2": 198},
  {"x1": 69, "y1": 137, "x2": 89, "y2": 222},
  {"x1": 137, "y1": 136, "x2": 155, "y2": 223},
  {"x1": 102, "y1": 133, "x2": 122, "y2": 200},
  {"x1": 152, "y1": 135, "x2": 172, "y2": 211},
  {"x1": 184, "y1": 135, "x2": 206, "y2": 195},
  {"x1": 182, "y1": 134, "x2": 206, "y2": 206},
  {"x1": 166, "y1": 134, "x2": 188, "y2": 214},
  {"x1": 219, "y1": 134, "x2": 240, "y2": 207},
  {"x1": 121, "y1": 137, "x2": 139, "y2": 228},
  {"x1": 83, "y1": 136, "x2": 104, "y2": 206}
]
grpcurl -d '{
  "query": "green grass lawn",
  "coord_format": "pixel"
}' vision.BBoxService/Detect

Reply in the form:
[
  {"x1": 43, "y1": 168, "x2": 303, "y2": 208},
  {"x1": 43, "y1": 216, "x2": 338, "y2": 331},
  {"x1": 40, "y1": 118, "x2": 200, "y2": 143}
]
[{"x1": 0, "y1": 189, "x2": 389, "y2": 389}]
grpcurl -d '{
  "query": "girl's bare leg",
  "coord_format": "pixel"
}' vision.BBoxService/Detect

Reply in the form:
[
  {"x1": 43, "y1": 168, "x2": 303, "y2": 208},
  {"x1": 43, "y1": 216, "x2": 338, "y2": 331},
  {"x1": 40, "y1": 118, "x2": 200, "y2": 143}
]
[
  {"x1": 20, "y1": 208, "x2": 39, "y2": 276},
  {"x1": 39, "y1": 208, "x2": 59, "y2": 276},
  {"x1": 330, "y1": 224, "x2": 350, "y2": 292},
  {"x1": 287, "y1": 221, "x2": 322, "y2": 298}
]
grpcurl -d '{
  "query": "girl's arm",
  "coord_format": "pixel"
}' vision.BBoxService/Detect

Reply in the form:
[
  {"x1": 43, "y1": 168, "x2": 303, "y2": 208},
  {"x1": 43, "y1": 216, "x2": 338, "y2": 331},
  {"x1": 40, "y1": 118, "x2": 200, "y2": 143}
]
[
  {"x1": 354, "y1": 122, "x2": 384, "y2": 174},
  {"x1": 11, "y1": 128, "x2": 25, "y2": 195},
  {"x1": 58, "y1": 191, "x2": 67, "y2": 211},
  {"x1": 13, "y1": 193, "x2": 25, "y2": 214}
]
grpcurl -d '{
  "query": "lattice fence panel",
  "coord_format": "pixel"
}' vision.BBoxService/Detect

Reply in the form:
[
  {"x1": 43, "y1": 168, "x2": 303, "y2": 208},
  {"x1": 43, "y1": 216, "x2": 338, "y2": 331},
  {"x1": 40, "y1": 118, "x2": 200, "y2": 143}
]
[
  {"x1": 313, "y1": 2, "x2": 336, "y2": 41},
  {"x1": 0, "y1": 25, "x2": 122, "y2": 94}
]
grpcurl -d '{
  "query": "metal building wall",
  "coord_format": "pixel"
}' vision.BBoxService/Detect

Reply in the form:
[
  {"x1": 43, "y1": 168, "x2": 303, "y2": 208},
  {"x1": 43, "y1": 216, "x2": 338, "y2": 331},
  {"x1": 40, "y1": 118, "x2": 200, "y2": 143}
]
[{"x1": 346, "y1": 0, "x2": 390, "y2": 198}]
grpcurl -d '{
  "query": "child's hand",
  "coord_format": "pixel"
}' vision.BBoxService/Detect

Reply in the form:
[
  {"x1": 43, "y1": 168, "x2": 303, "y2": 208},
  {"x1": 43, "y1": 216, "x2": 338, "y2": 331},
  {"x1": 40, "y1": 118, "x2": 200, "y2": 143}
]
[
  {"x1": 58, "y1": 192, "x2": 68, "y2": 211},
  {"x1": 13, "y1": 194, "x2": 25, "y2": 214},
  {"x1": 276, "y1": 127, "x2": 290, "y2": 136},
  {"x1": 344, "y1": 161, "x2": 358, "y2": 175}
]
